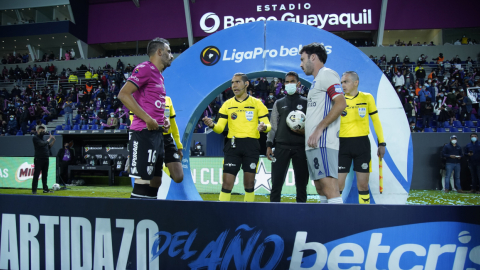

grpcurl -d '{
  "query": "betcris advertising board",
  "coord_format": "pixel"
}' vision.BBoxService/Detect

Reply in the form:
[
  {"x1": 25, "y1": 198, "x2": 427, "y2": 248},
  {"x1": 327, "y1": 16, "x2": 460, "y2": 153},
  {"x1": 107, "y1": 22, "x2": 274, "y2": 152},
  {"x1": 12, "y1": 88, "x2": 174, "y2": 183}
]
[{"x1": 0, "y1": 195, "x2": 479, "y2": 269}]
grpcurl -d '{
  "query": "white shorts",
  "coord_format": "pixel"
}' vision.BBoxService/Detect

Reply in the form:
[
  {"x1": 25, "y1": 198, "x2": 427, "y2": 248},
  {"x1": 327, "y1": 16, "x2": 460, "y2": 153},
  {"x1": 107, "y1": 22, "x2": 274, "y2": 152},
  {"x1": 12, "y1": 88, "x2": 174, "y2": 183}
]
[{"x1": 306, "y1": 147, "x2": 339, "y2": 180}]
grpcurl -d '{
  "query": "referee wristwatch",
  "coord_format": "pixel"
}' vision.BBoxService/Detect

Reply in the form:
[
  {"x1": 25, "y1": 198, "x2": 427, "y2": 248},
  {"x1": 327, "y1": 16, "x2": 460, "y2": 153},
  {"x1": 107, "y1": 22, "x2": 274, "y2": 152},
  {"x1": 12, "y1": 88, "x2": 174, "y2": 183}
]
[{"x1": 379, "y1": 142, "x2": 386, "y2": 147}]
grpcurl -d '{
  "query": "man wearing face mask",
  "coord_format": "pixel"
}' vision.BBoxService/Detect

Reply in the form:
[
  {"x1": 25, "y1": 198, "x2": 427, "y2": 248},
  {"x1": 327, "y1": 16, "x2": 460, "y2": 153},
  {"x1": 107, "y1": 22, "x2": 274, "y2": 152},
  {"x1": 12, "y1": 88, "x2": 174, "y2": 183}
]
[
  {"x1": 464, "y1": 134, "x2": 480, "y2": 193},
  {"x1": 203, "y1": 73, "x2": 271, "y2": 202},
  {"x1": 97, "y1": 107, "x2": 108, "y2": 125},
  {"x1": 338, "y1": 71, "x2": 385, "y2": 204},
  {"x1": 266, "y1": 71, "x2": 308, "y2": 203},
  {"x1": 57, "y1": 141, "x2": 75, "y2": 185},
  {"x1": 7, "y1": 115, "x2": 18, "y2": 135},
  {"x1": 442, "y1": 135, "x2": 464, "y2": 193},
  {"x1": 104, "y1": 112, "x2": 119, "y2": 129},
  {"x1": 415, "y1": 65, "x2": 426, "y2": 86},
  {"x1": 32, "y1": 125, "x2": 55, "y2": 194},
  {"x1": 63, "y1": 98, "x2": 74, "y2": 128}
]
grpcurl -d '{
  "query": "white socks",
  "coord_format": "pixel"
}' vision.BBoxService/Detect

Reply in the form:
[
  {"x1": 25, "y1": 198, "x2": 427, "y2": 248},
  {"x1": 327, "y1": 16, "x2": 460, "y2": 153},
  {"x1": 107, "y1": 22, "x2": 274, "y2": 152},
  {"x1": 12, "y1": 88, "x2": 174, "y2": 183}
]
[
  {"x1": 327, "y1": 197, "x2": 343, "y2": 204},
  {"x1": 319, "y1": 195, "x2": 328, "y2": 204}
]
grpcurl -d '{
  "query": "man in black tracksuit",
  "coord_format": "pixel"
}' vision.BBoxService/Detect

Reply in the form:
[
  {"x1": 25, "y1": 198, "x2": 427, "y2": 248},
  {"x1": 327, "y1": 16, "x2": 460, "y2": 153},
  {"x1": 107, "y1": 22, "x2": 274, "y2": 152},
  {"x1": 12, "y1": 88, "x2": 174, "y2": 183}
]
[
  {"x1": 32, "y1": 125, "x2": 55, "y2": 194},
  {"x1": 266, "y1": 71, "x2": 308, "y2": 202}
]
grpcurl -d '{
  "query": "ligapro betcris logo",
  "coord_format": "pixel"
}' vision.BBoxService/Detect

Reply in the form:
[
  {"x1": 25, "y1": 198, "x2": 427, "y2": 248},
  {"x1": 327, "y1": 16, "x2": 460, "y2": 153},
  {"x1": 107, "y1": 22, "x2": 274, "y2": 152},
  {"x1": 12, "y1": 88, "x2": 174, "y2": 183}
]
[
  {"x1": 15, "y1": 162, "x2": 39, "y2": 182},
  {"x1": 200, "y1": 46, "x2": 221, "y2": 66}
]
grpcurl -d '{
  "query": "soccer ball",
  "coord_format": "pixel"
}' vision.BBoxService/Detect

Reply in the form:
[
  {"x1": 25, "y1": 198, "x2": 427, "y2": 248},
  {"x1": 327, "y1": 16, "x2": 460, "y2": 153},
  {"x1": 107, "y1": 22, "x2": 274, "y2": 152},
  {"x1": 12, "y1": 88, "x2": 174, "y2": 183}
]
[
  {"x1": 286, "y1": 110, "x2": 306, "y2": 131},
  {"x1": 52, "y1": 183, "x2": 60, "y2": 191}
]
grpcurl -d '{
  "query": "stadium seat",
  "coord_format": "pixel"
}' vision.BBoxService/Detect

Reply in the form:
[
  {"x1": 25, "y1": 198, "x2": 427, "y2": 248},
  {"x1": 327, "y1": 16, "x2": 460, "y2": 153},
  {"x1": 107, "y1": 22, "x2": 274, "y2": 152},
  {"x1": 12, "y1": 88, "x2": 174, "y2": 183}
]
[
  {"x1": 56, "y1": 125, "x2": 63, "y2": 131},
  {"x1": 416, "y1": 120, "x2": 424, "y2": 129},
  {"x1": 16, "y1": 130, "x2": 23, "y2": 136},
  {"x1": 99, "y1": 125, "x2": 104, "y2": 130},
  {"x1": 430, "y1": 120, "x2": 437, "y2": 128},
  {"x1": 119, "y1": 125, "x2": 126, "y2": 130},
  {"x1": 471, "y1": 115, "x2": 477, "y2": 121},
  {"x1": 437, "y1": 128, "x2": 446, "y2": 132},
  {"x1": 81, "y1": 125, "x2": 89, "y2": 130},
  {"x1": 92, "y1": 124, "x2": 98, "y2": 130},
  {"x1": 443, "y1": 122, "x2": 452, "y2": 128},
  {"x1": 465, "y1": 121, "x2": 476, "y2": 127},
  {"x1": 64, "y1": 125, "x2": 71, "y2": 130},
  {"x1": 73, "y1": 125, "x2": 79, "y2": 130},
  {"x1": 451, "y1": 127, "x2": 463, "y2": 132},
  {"x1": 453, "y1": 121, "x2": 463, "y2": 128},
  {"x1": 424, "y1": 128, "x2": 433, "y2": 132}
]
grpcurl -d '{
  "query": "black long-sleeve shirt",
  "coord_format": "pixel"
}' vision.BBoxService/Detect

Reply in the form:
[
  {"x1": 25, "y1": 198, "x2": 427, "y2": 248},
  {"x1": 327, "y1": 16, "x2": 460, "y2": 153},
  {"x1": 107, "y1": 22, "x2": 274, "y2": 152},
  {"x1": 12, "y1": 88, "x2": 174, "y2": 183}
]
[{"x1": 33, "y1": 135, "x2": 51, "y2": 158}]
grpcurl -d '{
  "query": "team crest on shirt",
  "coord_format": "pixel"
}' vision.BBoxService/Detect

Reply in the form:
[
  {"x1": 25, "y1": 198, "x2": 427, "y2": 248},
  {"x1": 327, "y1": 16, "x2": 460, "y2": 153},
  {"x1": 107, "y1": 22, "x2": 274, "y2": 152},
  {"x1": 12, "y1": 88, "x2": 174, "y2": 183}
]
[
  {"x1": 245, "y1": 111, "x2": 254, "y2": 121},
  {"x1": 147, "y1": 166, "x2": 154, "y2": 175},
  {"x1": 134, "y1": 69, "x2": 139, "y2": 73},
  {"x1": 231, "y1": 112, "x2": 237, "y2": 120},
  {"x1": 297, "y1": 104, "x2": 303, "y2": 110},
  {"x1": 358, "y1": 107, "x2": 366, "y2": 118}
]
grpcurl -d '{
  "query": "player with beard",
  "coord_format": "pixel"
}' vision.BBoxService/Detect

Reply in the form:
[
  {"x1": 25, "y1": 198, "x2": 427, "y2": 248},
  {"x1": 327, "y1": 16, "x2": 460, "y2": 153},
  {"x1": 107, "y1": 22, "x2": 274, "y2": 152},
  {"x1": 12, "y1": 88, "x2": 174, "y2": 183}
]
[
  {"x1": 300, "y1": 42, "x2": 347, "y2": 204},
  {"x1": 118, "y1": 38, "x2": 173, "y2": 199},
  {"x1": 203, "y1": 73, "x2": 271, "y2": 202}
]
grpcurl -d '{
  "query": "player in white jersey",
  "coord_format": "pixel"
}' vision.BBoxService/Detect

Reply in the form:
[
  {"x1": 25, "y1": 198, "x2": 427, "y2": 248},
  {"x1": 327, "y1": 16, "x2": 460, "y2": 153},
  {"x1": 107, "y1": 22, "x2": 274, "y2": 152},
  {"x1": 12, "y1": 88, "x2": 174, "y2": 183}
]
[{"x1": 300, "y1": 43, "x2": 347, "y2": 204}]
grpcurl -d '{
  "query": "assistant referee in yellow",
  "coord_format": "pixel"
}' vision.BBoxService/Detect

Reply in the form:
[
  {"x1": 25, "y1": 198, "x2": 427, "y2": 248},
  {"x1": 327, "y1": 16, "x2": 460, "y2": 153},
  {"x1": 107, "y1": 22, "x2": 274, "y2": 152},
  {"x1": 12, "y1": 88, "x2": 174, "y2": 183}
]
[
  {"x1": 338, "y1": 71, "x2": 386, "y2": 204},
  {"x1": 203, "y1": 72, "x2": 271, "y2": 202}
]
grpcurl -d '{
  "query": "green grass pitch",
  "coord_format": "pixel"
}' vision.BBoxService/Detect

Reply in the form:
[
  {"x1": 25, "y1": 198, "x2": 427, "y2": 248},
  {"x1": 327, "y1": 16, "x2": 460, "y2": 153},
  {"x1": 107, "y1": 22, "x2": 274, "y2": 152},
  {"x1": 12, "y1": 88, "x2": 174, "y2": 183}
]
[{"x1": 1, "y1": 186, "x2": 479, "y2": 205}]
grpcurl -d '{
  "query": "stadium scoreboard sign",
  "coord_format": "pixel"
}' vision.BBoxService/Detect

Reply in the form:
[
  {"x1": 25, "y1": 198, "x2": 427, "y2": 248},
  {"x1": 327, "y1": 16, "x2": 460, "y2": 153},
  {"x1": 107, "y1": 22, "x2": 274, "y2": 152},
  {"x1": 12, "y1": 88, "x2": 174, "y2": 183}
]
[
  {"x1": 0, "y1": 195, "x2": 479, "y2": 269},
  {"x1": 192, "y1": 0, "x2": 380, "y2": 36}
]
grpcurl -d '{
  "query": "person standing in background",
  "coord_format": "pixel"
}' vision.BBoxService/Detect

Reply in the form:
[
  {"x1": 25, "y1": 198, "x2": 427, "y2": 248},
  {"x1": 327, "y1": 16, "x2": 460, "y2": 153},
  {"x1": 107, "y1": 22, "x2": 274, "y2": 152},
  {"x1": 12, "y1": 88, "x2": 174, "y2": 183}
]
[
  {"x1": 32, "y1": 125, "x2": 55, "y2": 194},
  {"x1": 442, "y1": 135, "x2": 464, "y2": 193},
  {"x1": 464, "y1": 133, "x2": 480, "y2": 193}
]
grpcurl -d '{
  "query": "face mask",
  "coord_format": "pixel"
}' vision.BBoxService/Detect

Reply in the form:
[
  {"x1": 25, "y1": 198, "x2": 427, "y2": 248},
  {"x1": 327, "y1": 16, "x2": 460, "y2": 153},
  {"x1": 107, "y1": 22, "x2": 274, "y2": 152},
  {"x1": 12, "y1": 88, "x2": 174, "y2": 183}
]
[
  {"x1": 196, "y1": 146, "x2": 201, "y2": 150},
  {"x1": 101, "y1": 110, "x2": 104, "y2": 112},
  {"x1": 452, "y1": 140, "x2": 457, "y2": 144},
  {"x1": 285, "y1": 83, "x2": 297, "y2": 95},
  {"x1": 411, "y1": 126, "x2": 415, "y2": 129},
  {"x1": 453, "y1": 91, "x2": 456, "y2": 94},
  {"x1": 98, "y1": 98, "x2": 101, "y2": 101},
  {"x1": 472, "y1": 137, "x2": 477, "y2": 142},
  {"x1": 410, "y1": 93, "x2": 414, "y2": 97},
  {"x1": 114, "y1": 97, "x2": 117, "y2": 99},
  {"x1": 269, "y1": 95, "x2": 273, "y2": 98},
  {"x1": 10, "y1": 117, "x2": 13, "y2": 120},
  {"x1": 110, "y1": 114, "x2": 114, "y2": 117},
  {"x1": 428, "y1": 80, "x2": 432, "y2": 83}
]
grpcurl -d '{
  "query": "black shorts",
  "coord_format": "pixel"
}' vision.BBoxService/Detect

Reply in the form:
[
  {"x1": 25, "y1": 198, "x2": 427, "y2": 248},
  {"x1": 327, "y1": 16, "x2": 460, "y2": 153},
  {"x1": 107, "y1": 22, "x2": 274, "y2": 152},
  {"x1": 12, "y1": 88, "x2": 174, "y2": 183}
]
[
  {"x1": 223, "y1": 138, "x2": 260, "y2": 175},
  {"x1": 163, "y1": 134, "x2": 181, "y2": 164},
  {"x1": 128, "y1": 129, "x2": 164, "y2": 180},
  {"x1": 339, "y1": 136, "x2": 371, "y2": 173}
]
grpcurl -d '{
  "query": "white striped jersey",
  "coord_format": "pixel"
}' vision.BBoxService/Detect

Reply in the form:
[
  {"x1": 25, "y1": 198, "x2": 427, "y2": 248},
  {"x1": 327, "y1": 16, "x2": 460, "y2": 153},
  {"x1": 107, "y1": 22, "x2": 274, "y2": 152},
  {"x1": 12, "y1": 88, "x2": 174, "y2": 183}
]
[{"x1": 305, "y1": 67, "x2": 343, "y2": 150}]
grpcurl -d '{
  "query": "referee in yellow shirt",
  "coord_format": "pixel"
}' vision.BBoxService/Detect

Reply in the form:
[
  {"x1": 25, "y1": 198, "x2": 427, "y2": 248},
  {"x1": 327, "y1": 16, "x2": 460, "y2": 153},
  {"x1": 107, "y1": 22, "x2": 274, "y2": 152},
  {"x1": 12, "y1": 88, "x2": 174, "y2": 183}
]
[
  {"x1": 338, "y1": 71, "x2": 386, "y2": 204},
  {"x1": 203, "y1": 73, "x2": 271, "y2": 202},
  {"x1": 163, "y1": 96, "x2": 184, "y2": 183}
]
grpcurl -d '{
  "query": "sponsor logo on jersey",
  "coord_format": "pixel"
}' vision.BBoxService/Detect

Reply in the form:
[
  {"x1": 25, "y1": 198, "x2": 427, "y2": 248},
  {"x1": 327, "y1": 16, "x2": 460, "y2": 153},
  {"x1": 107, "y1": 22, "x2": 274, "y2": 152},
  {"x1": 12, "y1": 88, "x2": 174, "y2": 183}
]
[
  {"x1": 297, "y1": 104, "x2": 303, "y2": 110},
  {"x1": 231, "y1": 112, "x2": 237, "y2": 120},
  {"x1": 245, "y1": 111, "x2": 254, "y2": 121},
  {"x1": 147, "y1": 166, "x2": 154, "y2": 175},
  {"x1": 334, "y1": 84, "x2": 343, "y2": 93},
  {"x1": 134, "y1": 69, "x2": 139, "y2": 73},
  {"x1": 358, "y1": 107, "x2": 366, "y2": 118},
  {"x1": 341, "y1": 110, "x2": 347, "y2": 117},
  {"x1": 200, "y1": 46, "x2": 221, "y2": 66}
]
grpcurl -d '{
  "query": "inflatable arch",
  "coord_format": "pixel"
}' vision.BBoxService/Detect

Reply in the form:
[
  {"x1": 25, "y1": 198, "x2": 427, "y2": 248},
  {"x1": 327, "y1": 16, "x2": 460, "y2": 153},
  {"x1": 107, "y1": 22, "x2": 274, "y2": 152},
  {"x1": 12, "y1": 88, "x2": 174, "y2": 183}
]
[{"x1": 159, "y1": 21, "x2": 413, "y2": 204}]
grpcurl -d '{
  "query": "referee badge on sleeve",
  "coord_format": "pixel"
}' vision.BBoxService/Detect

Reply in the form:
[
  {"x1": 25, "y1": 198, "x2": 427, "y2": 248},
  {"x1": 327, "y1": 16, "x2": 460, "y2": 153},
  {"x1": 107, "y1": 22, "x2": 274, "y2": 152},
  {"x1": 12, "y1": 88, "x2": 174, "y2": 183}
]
[
  {"x1": 245, "y1": 111, "x2": 254, "y2": 121},
  {"x1": 358, "y1": 107, "x2": 366, "y2": 118}
]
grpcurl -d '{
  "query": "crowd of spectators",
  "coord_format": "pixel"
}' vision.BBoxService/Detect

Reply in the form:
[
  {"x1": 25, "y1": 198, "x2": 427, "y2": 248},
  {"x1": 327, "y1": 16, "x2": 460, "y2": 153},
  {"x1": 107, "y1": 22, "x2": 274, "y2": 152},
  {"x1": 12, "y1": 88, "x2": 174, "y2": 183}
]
[
  {"x1": 0, "y1": 59, "x2": 133, "y2": 136},
  {"x1": 374, "y1": 52, "x2": 480, "y2": 132}
]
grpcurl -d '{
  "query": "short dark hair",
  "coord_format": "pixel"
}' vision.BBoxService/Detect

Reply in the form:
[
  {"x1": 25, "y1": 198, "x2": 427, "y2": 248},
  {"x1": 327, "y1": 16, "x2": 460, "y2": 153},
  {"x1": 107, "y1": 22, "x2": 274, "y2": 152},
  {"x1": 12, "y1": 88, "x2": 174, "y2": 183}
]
[
  {"x1": 147, "y1": 38, "x2": 170, "y2": 57},
  {"x1": 285, "y1": 71, "x2": 299, "y2": 82},
  {"x1": 471, "y1": 133, "x2": 478, "y2": 137},
  {"x1": 342, "y1": 71, "x2": 359, "y2": 82},
  {"x1": 300, "y1": 42, "x2": 327, "y2": 64},
  {"x1": 233, "y1": 72, "x2": 249, "y2": 83}
]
